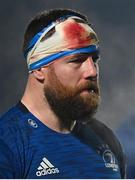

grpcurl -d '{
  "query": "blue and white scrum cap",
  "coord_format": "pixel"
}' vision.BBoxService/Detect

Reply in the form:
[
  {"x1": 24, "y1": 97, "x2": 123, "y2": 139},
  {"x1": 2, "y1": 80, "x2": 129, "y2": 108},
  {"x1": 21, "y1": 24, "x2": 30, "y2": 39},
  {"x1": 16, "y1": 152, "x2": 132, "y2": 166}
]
[{"x1": 24, "y1": 15, "x2": 99, "y2": 72}]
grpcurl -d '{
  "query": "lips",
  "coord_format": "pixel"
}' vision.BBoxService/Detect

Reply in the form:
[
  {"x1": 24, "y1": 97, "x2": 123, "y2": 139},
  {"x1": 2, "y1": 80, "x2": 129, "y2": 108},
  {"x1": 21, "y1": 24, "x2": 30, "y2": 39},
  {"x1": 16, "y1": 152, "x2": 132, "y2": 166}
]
[
  {"x1": 80, "y1": 85, "x2": 99, "y2": 95},
  {"x1": 89, "y1": 89, "x2": 95, "y2": 93},
  {"x1": 89, "y1": 86, "x2": 99, "y2": 94}
]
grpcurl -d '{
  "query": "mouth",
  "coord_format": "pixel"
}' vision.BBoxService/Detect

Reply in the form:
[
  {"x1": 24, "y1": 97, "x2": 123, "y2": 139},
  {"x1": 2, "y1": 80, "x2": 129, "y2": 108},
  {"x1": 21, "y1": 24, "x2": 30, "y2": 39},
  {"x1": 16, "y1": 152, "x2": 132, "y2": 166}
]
[
  {"x1": 90, "y1": 86, "x2": 99, "y2": 94},
  {"x1": 81, "y1": 87, "x2": 98, "y2": 95},
  {"x1": 89, "y1": 89, "x2": 95, "y2": 93}
]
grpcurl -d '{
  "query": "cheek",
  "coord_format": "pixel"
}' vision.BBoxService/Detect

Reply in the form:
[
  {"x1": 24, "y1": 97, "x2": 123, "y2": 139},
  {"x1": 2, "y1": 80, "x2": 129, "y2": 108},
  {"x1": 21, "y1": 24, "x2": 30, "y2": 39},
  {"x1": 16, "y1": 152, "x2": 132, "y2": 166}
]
[{"x1": 53, "y1": 65, "x2": 81, "y2": 87}]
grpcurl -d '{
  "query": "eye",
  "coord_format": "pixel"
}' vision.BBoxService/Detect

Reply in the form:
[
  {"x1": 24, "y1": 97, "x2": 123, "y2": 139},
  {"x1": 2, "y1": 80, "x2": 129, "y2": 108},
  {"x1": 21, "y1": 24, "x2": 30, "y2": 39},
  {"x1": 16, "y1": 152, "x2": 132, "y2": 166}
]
[
  {"x1": 66, "y1": 52, "x2": 100, "y2": 65},
  {"x1": 91, "y1": 52, "x2": 100, "y2": 63},
  {"x1": 68, "y1": 56, "x2": 87, "y2": 64}
]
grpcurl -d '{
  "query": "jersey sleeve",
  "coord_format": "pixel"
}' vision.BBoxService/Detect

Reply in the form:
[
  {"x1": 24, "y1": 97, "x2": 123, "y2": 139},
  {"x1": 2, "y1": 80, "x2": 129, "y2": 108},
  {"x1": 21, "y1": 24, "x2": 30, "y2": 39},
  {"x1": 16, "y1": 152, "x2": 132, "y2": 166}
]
[
  {"x1": 89, "y1": 119, "x2": 126, "y2": 178},
  {"x1": 0, "y1": 138, "x2": 15, "y2": 178},
  {"x1": 0, "y1": 121, "x2": 24, "y2": 178}
]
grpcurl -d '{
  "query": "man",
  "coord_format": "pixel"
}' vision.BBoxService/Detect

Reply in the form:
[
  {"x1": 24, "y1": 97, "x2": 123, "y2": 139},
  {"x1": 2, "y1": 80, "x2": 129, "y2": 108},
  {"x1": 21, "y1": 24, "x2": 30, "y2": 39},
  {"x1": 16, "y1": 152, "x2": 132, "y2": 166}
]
[{"x1": 0, "y1": 9, "x2": 126, "y2": 178}]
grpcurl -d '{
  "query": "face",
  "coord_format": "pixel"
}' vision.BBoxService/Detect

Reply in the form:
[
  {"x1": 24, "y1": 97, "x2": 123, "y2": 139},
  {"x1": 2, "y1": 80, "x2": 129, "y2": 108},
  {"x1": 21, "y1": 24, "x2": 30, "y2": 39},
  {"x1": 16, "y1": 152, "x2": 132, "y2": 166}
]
[{"x1": 44, "y1": 52, "x2": 100, "y2": 127}]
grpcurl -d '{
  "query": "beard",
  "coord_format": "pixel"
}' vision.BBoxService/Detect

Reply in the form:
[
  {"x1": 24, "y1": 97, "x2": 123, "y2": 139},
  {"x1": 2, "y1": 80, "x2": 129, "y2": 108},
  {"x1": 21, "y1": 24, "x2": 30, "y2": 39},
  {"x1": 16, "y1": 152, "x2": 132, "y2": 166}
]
[{"x1": 44, "y1": 65, "x2": 100, "y2": 129}]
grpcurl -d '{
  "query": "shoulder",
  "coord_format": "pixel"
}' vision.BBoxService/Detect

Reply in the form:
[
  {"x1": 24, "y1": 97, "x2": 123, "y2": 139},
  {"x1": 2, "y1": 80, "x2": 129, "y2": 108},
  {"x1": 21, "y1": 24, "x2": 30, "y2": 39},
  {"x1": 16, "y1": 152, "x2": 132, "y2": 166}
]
[
  {"x1": 0, "y1": 104, "x2": 26, "y2": 178},
  {"x1": 74, "y1": 119, "x2": 121, "y2": 147},
  {"x1": 0, "y1": 103, "x2": 32, "y2": 152},
  {"x1": 88, "y1": 119, "x2": 121, "y2": 148},
  {"x1": 0, "y1": 103, "x2": 26, "y2": 134},
  {"x1": 0, "y1": 105, "x2": 20, "y2": 134},
  {"x1": 90, "y1": 119, "x2": 126, "y2": 178},
  {"x1": 73, "y1": 119, "x2": 126, "y2": 178},
  {"x1": 0, "y1": 103, "x2": 34, "y2": 178},
  {"x1": 0, "y1": 101, "x2": 32, "y2": 130}
]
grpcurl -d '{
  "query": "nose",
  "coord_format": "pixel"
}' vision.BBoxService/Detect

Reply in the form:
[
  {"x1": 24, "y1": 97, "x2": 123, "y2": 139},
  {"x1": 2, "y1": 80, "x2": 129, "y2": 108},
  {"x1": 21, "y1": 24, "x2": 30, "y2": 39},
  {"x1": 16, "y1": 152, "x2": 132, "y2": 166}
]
[{"x1": 82, "y1": 56, "x2": 98, "y2": 79}]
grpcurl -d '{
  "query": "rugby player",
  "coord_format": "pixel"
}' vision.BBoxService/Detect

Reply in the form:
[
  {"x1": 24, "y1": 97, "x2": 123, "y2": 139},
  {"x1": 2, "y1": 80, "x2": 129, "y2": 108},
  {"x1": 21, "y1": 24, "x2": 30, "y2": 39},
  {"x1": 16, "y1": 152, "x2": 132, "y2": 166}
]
[{"x1": 0, "y1": 8, "x2": 126, "y2": 178}]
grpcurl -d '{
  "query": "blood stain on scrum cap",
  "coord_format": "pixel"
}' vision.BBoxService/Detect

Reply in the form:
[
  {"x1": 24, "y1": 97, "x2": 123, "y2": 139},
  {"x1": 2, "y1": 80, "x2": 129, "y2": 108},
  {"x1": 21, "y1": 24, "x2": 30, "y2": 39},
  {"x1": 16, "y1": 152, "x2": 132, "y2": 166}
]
[{"x1": 60, "y1": 19, "x2": 98, "y2": 49}]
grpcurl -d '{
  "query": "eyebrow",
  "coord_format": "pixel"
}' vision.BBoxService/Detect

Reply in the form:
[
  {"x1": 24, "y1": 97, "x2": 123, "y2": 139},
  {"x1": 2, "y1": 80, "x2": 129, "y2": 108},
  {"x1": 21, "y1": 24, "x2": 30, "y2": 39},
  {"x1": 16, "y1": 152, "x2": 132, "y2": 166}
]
[
  {"x1": 64, "y1": 53, "x2": 86, "y2": 62},
  {"x1": 65, "y1": 52, "x2": 99, "y2": 62}
]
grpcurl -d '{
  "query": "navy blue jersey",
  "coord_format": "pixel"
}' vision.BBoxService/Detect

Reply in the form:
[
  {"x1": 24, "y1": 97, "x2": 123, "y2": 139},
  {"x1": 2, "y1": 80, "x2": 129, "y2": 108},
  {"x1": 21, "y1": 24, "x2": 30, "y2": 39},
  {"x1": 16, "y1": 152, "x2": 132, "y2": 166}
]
[{"x1": 0, "y1": 102, "x2": 125, "y2": 178}]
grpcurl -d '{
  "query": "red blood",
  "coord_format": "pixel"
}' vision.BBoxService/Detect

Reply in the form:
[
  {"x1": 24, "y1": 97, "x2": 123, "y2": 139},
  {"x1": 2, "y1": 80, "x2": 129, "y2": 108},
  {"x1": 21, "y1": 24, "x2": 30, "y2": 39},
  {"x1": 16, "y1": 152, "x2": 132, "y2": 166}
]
[{"x1": 63, "y1": 21, "x2": 91, "y2": 49}]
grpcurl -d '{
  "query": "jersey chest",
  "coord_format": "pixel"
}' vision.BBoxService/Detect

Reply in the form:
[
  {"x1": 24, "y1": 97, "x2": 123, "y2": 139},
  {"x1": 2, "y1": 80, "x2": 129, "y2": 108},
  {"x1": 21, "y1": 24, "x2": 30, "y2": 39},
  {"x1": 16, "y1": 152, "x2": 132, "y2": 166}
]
[{"x1": 24, "y1": 127, "x2": 121, "y2": 179}]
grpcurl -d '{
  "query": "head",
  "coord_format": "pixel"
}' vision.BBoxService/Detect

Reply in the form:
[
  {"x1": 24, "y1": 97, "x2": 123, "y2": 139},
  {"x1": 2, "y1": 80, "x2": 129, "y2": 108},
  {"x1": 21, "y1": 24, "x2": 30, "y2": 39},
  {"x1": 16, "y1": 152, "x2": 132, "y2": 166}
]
[
  {"x1": 23, "y1": 8, "x2": 89, "y2": 55},
  {"x1": 23, "y1": 9, "x2": 100, "y2": 127}
]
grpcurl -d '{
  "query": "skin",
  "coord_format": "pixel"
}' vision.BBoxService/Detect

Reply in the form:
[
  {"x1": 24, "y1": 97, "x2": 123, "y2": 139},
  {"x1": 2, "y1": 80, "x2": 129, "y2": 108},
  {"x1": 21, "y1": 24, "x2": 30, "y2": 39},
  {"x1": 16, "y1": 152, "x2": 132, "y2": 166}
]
[
  {"x1": 48, "y1": 54, "x2": 98, "y2": 90},
  {"x1": 21, "y1": 53, "x2": 100, "y2": 133}
]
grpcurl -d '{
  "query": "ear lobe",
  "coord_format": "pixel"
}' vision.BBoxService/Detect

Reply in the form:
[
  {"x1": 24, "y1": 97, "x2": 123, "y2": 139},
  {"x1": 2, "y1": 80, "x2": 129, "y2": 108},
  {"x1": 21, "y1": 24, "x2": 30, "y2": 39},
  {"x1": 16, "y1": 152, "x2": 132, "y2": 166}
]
[{"x1": 33, "y1": 68, "x2": 45, "y2": 81}]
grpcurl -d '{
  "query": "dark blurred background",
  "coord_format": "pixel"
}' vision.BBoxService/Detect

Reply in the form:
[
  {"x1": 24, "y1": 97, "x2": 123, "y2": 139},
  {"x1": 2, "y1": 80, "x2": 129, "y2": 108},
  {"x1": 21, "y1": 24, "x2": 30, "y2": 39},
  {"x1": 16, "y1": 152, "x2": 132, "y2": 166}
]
[{"x1": 0, "y1": 0, "x2": 135, "y2": 177}]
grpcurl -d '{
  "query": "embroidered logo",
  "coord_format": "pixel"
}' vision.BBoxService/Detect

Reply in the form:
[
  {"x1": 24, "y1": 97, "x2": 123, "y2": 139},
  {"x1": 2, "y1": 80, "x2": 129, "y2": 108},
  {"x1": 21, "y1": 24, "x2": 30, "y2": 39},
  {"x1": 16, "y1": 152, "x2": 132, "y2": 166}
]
[
  {"x1": 36, "y1": 157, "x2": 59, "y2": 176},
  {"x1": 28, "y1": 119, "x2": 38, "y2": 128},
  {"x1": 103, "y1": 150, "x2": 119, "y2": 171}
]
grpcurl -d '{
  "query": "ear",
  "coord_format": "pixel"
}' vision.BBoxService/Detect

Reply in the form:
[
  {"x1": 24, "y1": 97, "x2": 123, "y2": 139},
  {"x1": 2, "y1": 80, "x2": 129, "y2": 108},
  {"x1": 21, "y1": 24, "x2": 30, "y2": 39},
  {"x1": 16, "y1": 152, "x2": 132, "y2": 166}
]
[{"x1": 32, "y1": 67, "x2": 46, "y2": 81}]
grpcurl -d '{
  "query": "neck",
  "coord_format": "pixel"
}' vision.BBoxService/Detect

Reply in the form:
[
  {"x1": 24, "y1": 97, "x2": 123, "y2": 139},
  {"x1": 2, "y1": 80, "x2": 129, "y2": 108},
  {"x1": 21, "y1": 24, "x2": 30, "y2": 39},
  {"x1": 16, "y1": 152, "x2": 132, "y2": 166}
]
[{"x1": 21, "y1": 76, "x2": 75, "y2": 133}]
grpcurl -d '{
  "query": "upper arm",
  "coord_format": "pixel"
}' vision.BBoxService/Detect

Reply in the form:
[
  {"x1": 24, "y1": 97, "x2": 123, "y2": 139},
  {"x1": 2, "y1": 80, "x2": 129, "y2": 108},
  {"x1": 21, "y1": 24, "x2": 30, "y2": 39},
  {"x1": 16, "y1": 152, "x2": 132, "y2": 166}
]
[{"x1": 0, "y1": 138, "x2": 15, "y2": 178}]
